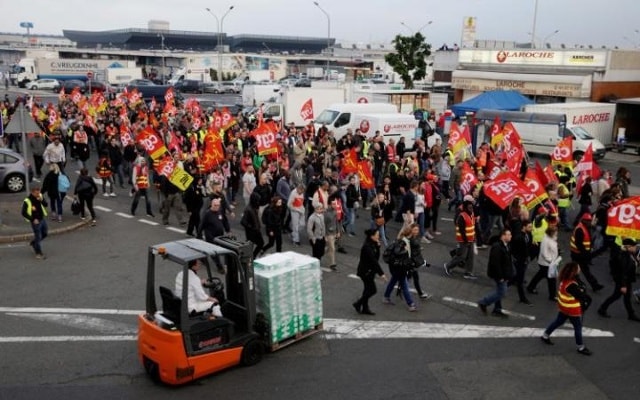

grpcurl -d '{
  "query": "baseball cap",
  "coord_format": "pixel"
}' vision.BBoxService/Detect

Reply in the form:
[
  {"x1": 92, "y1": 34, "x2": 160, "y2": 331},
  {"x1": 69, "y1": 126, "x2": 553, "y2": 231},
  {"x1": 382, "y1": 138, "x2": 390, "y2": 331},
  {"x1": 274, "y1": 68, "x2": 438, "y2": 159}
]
[{"x1": 622, "y1": 238, "x2": 637, "y2": 246}]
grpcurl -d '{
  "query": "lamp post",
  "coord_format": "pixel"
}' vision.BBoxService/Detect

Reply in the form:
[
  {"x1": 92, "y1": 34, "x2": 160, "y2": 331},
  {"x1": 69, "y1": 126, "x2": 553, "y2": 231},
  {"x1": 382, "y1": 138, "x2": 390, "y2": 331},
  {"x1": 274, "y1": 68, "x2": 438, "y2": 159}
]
[
  {"x1": 158, "y1": 33, "x2": 166, "y2": 84},
  {"x1": 206, "y1": 5, "x2": 234, "y2": 84},
  {"x1": 542, "y1": 29, "x2": 559, "y2": 47},
  {"x1": 400, "y1": 21, "x2": 432, "y2": 35},
  {"x1": 313, "y1": 1, "x2": 331, "y2": 80},
  {"x1": 530, "y1": 0, "x2": 539, "y2": 48}
]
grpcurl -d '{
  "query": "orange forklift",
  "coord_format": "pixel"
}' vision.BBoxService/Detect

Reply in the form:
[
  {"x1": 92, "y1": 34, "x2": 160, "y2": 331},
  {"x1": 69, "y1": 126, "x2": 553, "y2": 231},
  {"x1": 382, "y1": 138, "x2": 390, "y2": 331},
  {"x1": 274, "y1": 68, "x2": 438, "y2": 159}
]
[{"x1": 138, "y1": 237, "x2": 267, "y2": 385}]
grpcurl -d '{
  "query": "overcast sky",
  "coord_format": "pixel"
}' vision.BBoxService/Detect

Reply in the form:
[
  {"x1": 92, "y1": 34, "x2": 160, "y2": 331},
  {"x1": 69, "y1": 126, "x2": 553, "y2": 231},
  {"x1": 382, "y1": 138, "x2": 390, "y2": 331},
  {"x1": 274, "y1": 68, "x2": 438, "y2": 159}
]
[{"x1": 6, "y1": 0, "x2": 640, "y2": 49}]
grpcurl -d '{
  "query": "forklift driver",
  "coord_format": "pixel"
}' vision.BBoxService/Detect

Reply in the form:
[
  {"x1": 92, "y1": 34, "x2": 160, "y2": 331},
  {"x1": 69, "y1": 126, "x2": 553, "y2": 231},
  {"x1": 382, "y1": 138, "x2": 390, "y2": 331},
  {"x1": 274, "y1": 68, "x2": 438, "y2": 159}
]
[{"x1": 175, "y1": 259, "x2": 223, "y2": 317}]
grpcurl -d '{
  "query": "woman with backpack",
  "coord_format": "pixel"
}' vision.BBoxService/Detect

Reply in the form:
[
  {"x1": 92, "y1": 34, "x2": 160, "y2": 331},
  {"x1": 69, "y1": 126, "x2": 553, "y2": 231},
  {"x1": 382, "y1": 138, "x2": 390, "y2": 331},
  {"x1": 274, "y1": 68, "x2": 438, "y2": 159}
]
[
  {"x1": 382, "y1": 225, "x2": 418, "y2": 312},
  {"x1": 353, "y1": 228, "x2": 387, "y2": 315},
  {"x1": 41, "y1": 163, "x2": 69, "y2": 222}
]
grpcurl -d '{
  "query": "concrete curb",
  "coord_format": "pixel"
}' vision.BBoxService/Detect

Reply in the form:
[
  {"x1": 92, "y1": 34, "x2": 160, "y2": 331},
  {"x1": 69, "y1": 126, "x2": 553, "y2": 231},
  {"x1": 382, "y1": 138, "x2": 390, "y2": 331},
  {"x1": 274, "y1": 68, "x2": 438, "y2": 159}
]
[{"x1": 0, "y1": 220, "x2": 91, "y2": 244}]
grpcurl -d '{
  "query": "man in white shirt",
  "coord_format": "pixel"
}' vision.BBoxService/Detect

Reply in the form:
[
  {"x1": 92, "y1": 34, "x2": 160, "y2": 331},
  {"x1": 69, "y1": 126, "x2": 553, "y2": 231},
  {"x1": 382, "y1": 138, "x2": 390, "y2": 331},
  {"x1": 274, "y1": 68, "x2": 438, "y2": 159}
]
[{"x1": 175, "y1": 259, "x2": 222, "y2": 317}]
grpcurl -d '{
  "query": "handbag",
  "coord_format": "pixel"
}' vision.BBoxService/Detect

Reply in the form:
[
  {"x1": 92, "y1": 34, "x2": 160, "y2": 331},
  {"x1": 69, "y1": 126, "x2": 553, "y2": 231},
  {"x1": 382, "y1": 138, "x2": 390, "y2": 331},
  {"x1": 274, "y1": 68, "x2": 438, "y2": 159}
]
[
  {"x1": 547, "y1": 256, "x2": 562, "y2": 279},
  {"x1": 375, "y1": 216, "x2": 385, "y2": 226},
  {"x1": 70, "y1": 198, "x2": 82, "y2": 215}
]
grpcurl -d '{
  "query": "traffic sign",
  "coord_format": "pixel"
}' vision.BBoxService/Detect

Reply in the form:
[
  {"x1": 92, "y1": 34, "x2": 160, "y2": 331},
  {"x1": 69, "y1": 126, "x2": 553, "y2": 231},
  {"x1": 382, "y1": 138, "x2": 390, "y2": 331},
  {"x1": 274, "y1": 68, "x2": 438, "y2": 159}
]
[{"x1": 86, "y1": 71, "x2": 94, "y2": 80}]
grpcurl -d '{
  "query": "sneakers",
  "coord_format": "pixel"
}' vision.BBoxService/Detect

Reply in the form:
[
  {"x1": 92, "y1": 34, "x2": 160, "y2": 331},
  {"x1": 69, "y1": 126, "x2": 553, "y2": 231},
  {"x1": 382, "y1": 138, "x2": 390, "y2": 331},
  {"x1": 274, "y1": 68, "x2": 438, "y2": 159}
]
[
  {"x1": 478, "y1": 303, "x2": 487, "y2": 315},
  {"x1": 433, "y1": 231, "x2": 442, "y2": 235},
  {"x1": 491, "y1": 310, "x2": 509, "y2": 318},
  {"x1": 348, "y1": 232, "x2": 356, "y2": 237},
  {"x1": 329, "y1": 264, "x2": 338, "y2": 271},
  {"x1": 540, "y1": 335, "x2": 554, "y2": 345},
  {"x1": 463, "y1": 272, "x2": 478, "y2": 280},
  {"x1": 443, "y1": 263, "x2": 451, "y2": 276},
  {"x1": 421, "y1": 237, "x2": 432, "y2": 244},
  {"x1": 352, "y1": 302, "x2": 362, "y2": 314},
  {"x1": 81, "y1": 216, "x2": 87, "y2": 221},
  {"x1": 103, "y1": 193, "x2": 109, "y2": 197},
  {"x1": 419, "y1": 293, "x2": 432, "y2": 300},
  {"x1": 408, "y1": 304, "x2": 417, "y2": 312},
  {"x1": 476, "y1": 244, "x2": 488, "y2": 250},
  {"x1": 35, "y1": 253, "x2": 46, "y2": 260},
  {"x1": 109, "y1": 192, "x2": 117, "y2": 197},
  {"x1": 577, "y1": 347, "x2": 592, "y2": 356},
  {"x1": 425, "y1": 232, "x2": 434, "y2": 240},
  {"x1": 57, "y1": 216, "x2": 62, "y2": 222},
  {"x1": 382, "y1": 298, "x2": 395, "y2": 305},
  {"x1": 91, "y1": 220, "x2": 97, "y2": 226}
]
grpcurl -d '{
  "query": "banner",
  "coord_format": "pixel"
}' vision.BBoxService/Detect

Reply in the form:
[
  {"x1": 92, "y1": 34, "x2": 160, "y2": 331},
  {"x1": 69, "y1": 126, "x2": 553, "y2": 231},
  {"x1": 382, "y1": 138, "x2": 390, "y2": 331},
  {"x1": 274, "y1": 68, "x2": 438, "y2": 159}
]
[
  {"x1": 202, "y1": 131, "x2": 226, "y2": 170},
  {"x1": 221, "y1": 107, "x2": 237, "y2": 130},
  {"x1": 169, "y1": 167, "x2": 194, "y2": 192},
  {"x1": 574, "y1": 142, "x2": 601, "y2": 192},
  {"x1": 551, "y1": 137, "x2": 573, "y2": 167},
  {"x1": 489, "y1": 116, "x2": 502, "y2": 149},
  {"x1": 504, "y1": 144, "x2": 524, "y2": 176},
  {"x1": 523, "y1": 168, "x2": 549, "y2": 210},
  {"x1": 357, "y1": 160, "x2": 375, "y2": 190},
  {"x1": 606, "y1": 196, "x2": 640, "y2": 238},
  {"x1": 447, "y1": 122, "x2": 467, "y2": 155},
  {"x1": 341, "y1": 148, "x2": 358, "y2": 175},
  {"x1": 251, "y1": 123, "x2": 278, "y2": 155},
  {"x1": 460, "y1": 162, "x2": 478, "y2": 195},
  {"x1": 300, "y1": 98, "x2": 314, "y2": 121},
  {"x1": 483, "y1": 171, "x2": 530, "y2": 210}
]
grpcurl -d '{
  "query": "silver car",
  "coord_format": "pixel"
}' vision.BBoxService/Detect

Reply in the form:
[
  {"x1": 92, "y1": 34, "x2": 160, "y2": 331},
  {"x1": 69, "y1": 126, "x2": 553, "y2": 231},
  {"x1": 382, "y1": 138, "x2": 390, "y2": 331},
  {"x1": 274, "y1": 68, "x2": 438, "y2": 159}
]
[
  {"x1": 27, "y1": 79, "x2": 60, "y2": 90},
  {"x1": 0, "y1": 148, "x2": 32, "y2": 192}
]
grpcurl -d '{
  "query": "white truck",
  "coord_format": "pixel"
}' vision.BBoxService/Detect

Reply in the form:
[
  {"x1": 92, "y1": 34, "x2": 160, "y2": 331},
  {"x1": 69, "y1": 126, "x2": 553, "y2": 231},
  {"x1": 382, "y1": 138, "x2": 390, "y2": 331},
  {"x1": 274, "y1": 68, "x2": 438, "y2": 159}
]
[
  {"x1": 522, "y1": 102, "x2": 616, "y2": 147},
  {"x1": 351, "y1": 113, "x2": 418, "y2": 147},
  {"x1": 306, "y1": 67, "x2": 325, "y2": 80},
  {"x1": 10, "y1": 58, "x2": 136, "y2": 87},
  {"x1": 314, "y1": 103, "x2": 399, "y2": 139},
  {"x1": 242, "y1": 84, "x2": 282, "y2": 107},
  {"x1": 349, "y1": 88, "x2": 448, "y2": 114},
  {"x1": 105, "y1": 67, "x2": 143, "y2": 86},
  {"x1": 262, "y1": 87, "x2": 346, "y2": 127}
]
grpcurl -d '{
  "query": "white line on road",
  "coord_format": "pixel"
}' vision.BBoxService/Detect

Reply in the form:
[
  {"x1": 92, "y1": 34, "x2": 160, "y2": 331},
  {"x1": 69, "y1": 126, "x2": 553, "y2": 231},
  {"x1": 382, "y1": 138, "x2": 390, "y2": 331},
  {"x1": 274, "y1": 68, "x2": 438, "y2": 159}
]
[
  {"x1": 634, "y1": 337, "x2": 640, "y2": 344},
  {"x1": 166, "y1": 226, "x2": 185, "y2": 234},
  {"x1": 115, "y1": 212, "x2": 134, "y2": 219},
  {"x1": 442, "y1": 296, "x2": 536, "y2": 321},
  {"x1": 322, "y1": 318, "x2": 614, "y2": 340},
  {"x1": 441, "y1": 218, "x2": 454, "y2": 222},
  {"x1": 347, "y1": 274, "x2": 418, "y2": 294},
  {"x1": 0, "y1": 335, "x2": 137, "y2": 343},
  {"x1": 139, "y1": 219, "x2": 159, "y2": 226},
  {"x1": 0, "y1": 307, "x2": 141, "y2": 315},
  {"x1": 7, "y1": 313, "x2": 137, "y2": 334},
  {"x1": 94, "y1": 206, "x2": 112, "y2": 212}
]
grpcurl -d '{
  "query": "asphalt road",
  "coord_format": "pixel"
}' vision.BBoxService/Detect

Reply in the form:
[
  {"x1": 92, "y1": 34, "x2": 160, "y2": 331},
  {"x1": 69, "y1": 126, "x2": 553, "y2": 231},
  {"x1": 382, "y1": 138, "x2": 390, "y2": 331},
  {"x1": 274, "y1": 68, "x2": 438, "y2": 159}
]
[{"x1": 2, "y1": 86, "x2": 640, "y2": 399}]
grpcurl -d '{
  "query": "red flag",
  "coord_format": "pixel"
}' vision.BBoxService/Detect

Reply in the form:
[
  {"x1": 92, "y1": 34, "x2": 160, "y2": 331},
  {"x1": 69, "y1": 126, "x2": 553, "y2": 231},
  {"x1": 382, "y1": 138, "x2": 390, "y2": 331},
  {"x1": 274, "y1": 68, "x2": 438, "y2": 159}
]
[
  {"x1": 502, "y1": 122, "x2": 523, "y2": 152},
  {"x1": 300, "y1": 98, "x2": 314, "y2": 121},
  {"x1": 127, "y1": 88, "x2": 143, "y2": 108},
  {"x1": 483, "y1": 171, "x2": 531, "y2": 210},
  {"x1": 221, "y1": 107, "x2": 237, "y2": 130},
  {"x1": 357, "y1": 160, "x2": 375, "y2": 190},
  {"x1": 606, "y1": 196, "x2": 640, "y2": 237},
  {"x1": 504, "y1": 145, "x2": 524, "y2": 176},
  {"x1": 447, "y1": 122, "x2": 466, "y2": 154},
  {"x1": 341, "y1": 148, "x2": 358, "y2": 174},
  {"x1": 523, "y1": 168, "x2": 549, "y2": 210},
  {"x1": 120, "y1": 124, "x2": 134, "y2": 146},
  {"x1": 164, "y1": 87, "x2": 175, "y2": 105},
  {"x1": 489, "y1": 116, "x2": 502, "y2": 148},
  {"x1": 149, "y1": 97, "x2": 157, "y2": 112},
  {"x1": 250, "y1": 122, "x2": 278, "y2": 155},
  {"x1": 542, "y1": 163, "x2": 559, "y2": 185},
  {"x1": 70, "y1": 87, "x2": 83, "y2": 104},
  {"x1": 155, "y1": 155, "x2": 177, "y2": 178},
  {"x1": 574, "y1": 143, "x2": 601, "y2": 193},
  {"x1": 58, "y1": 87, "x2": 66, "y2": 102},
  {"x1": 202, "y1": 131, "x2": 225, "y2": 170},
  {"x1": 459, "y1": 162, "x2": 478, "y2": 195},
  {"x1": 551, "y1": 137, "x2": 573, "y2": 167},
  {"x1": 534, "y1": 160, "x2": 550, "y2": 187},
  {"x1": 136, "y1": 126, "x2": 167, "y2": 160}
]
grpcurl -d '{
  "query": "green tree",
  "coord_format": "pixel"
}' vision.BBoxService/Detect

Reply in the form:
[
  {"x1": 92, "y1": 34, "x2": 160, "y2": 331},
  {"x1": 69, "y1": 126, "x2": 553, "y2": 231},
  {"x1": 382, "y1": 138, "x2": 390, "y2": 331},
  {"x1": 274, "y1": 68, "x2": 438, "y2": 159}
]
[
  {"x1": 210, "y1": 69, "x2": 218, "y2": 81},
  {"x1": 384, "y1": 32, "x2": 431, "y2": 89}
]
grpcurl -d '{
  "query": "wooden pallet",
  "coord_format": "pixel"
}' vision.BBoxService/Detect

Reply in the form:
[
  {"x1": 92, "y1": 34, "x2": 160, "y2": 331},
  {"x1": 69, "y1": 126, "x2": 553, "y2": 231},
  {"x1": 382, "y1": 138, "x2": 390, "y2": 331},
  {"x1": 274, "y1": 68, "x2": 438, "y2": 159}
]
[{"x1": 269, "y1": 322, "x2": 323, "y2": 352}]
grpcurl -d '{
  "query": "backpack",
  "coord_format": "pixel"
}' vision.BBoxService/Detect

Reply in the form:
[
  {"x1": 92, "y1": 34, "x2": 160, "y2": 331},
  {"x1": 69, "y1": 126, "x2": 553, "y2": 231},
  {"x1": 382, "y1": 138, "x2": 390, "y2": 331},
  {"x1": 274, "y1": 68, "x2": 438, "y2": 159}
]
[{"x1": 58, "y1": 173, "x2": 71, "y2": 193}]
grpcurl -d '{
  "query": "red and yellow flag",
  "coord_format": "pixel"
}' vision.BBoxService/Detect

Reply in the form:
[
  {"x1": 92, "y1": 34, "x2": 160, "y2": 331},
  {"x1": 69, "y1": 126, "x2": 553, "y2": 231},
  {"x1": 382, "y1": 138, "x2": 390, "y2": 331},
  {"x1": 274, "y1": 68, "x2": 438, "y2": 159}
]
[
  {"x1": 341, "y1": 147, "x2": 358, "y2": 174},
  {"x1": 551, "y1": 137, "x2": 573, "y2": 168},
  {"x1": 357, "y1": 160, "x2": 375, "y2": 190}
]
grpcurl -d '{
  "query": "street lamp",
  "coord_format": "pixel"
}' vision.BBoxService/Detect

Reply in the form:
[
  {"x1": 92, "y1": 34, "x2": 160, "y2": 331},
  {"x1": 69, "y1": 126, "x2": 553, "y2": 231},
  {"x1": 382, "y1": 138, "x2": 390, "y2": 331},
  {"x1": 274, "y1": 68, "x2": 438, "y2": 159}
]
[
  {"x1": 530, "y1": 0, "x2": 539, "y2": 48},
  {"x1": 542, "y1": 29, "x2": 560, "y2": 47},
  {"x1": 205, "y1": 5, "x2": 235, "y2": 84},
  {"x1": 158, "y1": 33, "x2": 166, "y2": 84},
  {"x1": 400, "y1": 21, "x2": 433, "y2": 34},
  {"x1": 313, "y1": 1, "x2": 331, "y2": 80}
]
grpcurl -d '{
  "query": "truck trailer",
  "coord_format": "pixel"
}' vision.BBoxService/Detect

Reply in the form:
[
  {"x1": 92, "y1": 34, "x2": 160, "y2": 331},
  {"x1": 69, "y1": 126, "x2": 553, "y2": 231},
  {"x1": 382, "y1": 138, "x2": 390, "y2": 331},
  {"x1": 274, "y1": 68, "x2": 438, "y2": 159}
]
[{"x1": 10, "y1": 58, "x2": 136, "y2": 87}]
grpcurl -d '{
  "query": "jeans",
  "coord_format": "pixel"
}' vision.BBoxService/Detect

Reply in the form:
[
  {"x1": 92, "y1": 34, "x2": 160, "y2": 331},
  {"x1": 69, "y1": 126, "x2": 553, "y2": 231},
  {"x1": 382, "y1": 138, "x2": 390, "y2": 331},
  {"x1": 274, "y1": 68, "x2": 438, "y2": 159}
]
[
  {"x1": 544, "y1": 312, "x2": 583, "y2": 346},
  {"x1": 344, "y1": 207, "x2": 355, "y2": 234},
  {"x1": 30, "y1": 219, "x2": 48, "y2": 255},
  {"x1": 112, "y1": 164, "x2": 125, "y2": 187},
  {"x1": 479, "y1": 280, "x2": 508, "y2": 312},
  {"x1": 449, "y1": 243, "x2": 475, "y2": 274},
  {"x1": 290, "y1": 211, "x2": 305, "y2": 243},
  {"x1": 371, "y1": 219, "x2": 388, "y2": 247},
  {"x1": 49, "y1": 194, "x2": 64, "y2": 216},
  {"x1": 131, "y1": 188, "x2": 153, "y2": 215},
  {"x1": 383, "y1": 272, "x2": 414, "y2": 306},
  {"x1": 416, "y1": 212, "x2": 425, "y2": 237}
]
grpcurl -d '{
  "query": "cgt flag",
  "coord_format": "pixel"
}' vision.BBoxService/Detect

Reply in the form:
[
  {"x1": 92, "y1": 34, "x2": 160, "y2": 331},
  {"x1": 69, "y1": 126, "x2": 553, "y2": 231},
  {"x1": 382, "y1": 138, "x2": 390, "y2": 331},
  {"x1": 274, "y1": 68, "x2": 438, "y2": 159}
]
[
  {"x1": 341, "y1": 147, "x2": 358, "y2": 174},
  {"x1": 251, "y1": 122, "x2": 278, "y2": 155},
  {"x1": 551, "y1": 136, "x2": 573, "y2": 168},
  {"x1": 357, "y1": 160, "x2": 375, "y2": 190},
  {"x1": 300, "y1": 98, "x2": 314, "y2": 121},
  {"x1": 606, "y1": 196, "x2": 640, "y2": 238},
  {"x1": 483, "y1": 171, "x2": 531, "y2": 210}
]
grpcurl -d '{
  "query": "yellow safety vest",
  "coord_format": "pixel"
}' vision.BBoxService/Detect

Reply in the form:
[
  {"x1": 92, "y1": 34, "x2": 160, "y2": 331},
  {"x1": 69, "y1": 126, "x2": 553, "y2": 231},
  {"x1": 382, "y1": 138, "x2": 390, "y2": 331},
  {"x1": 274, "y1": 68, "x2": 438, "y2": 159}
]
[
  {"x1": 532, "y1": 218, "x2": 548, "y2": 244},
  {"x1": 23, "y1": 198, "x2": 48, "y2": 221},
  {"x1": 557, "y1": 184, "x2": 571, "y2": 208}
]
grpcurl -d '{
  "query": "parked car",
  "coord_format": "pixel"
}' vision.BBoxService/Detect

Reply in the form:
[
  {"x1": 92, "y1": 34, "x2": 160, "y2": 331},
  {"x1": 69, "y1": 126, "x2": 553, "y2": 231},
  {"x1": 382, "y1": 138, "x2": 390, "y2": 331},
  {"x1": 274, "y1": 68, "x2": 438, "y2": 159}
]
[
  {"x1": 27, "y1": 79, "x2": 59, "y2": 90},
  {"x1": 221, "y1": 81, "x2": 241, "y2": 94},
  {"x1": 53, "y1": 79, "x2": 86, "y2": 94},
  {"x1": 294, "y1": 78, "x2": 312, "y2": 87},
  {"x1": 129, "y1": 78, "x2": 156, "y2": 86},
  {"x1": 173, "y1": 79, "x2": 204, "y2": 94},
  {"x1": 202, "y1": 82, "x2": 223, "y2": 94},
  {"x1": 86, "y1": 81, "x2": 115, "y2": 94},
  {"x1": 127, "y1": 85, "x2": 185, "y2": 105},
  {"x1": 0, "y1": 148, "x2": 32, "y2": 193}
]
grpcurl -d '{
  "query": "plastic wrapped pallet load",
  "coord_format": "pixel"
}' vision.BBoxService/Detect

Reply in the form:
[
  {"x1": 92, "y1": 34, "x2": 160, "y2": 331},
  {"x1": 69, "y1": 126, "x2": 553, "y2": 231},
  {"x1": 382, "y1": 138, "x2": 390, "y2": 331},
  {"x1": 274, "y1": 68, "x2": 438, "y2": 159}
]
[{"x1": 253, "y1": 252, "x2": 323, "y2": 346}]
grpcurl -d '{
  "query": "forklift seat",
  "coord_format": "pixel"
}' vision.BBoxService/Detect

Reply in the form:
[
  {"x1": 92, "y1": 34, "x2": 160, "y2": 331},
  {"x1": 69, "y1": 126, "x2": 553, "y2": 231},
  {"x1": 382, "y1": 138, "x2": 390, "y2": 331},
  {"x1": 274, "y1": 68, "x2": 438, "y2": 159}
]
[{"x1": 159, "y1": 286, "x2": 181, "y2": 325}]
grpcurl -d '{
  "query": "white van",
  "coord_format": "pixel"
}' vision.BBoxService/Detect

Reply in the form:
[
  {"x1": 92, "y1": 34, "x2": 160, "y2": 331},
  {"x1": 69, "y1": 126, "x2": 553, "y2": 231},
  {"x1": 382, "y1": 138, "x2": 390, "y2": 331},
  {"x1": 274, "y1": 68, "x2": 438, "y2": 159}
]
[
  {"x1": 511, "y1": 122, "x2": 607, "y2": 160},
  {"x1": 314, "y1": 103, "x2": 398, "y2": 139}
]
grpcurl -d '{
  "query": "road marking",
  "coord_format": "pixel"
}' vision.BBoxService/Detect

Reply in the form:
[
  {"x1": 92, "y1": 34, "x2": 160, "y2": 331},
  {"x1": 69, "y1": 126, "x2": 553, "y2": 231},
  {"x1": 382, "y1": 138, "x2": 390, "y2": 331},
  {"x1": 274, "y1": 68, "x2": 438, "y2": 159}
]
[
  {"x1": 347, "y1": 274, "x2": 418, "y2": 294},
  {"x1": 115, "y1": 212, "x2": 134, "y2": 219},
  {"x1": 139, "y1": 219, "x2": 159, "y2": 226},
  {"x1": 7, "y1": 313, "x2": 137, "y2": 334},
  {"x1": 441, "y1": 217, "x2": 454, "y2": 222},
  {"x1": 0, "y1": 336, "x2": 136, "y2": 343},
  {"x1": 442, "y1": 296, "x2": 536, "y2": 321},
  {"x1": 166, "y1": 226, "x2": 185, "y2": 234},
  {"x1": 634, "y1": 337, "x2": 640, "y2": 344},
  {"x1": 94, "y1": 206, "x2": 112, "y2": 212},
  {"x1": 0, "y1": 307, "x2": 141, "y2": 315},
  {"x1": 322, "y1": 318, "x2": 614, "y2": 339}
]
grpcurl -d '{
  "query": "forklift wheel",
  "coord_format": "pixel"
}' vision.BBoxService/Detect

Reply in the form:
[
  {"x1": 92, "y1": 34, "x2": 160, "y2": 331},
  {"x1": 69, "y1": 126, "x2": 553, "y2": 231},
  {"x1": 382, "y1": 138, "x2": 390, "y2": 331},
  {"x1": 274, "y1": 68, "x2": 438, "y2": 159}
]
[
  {"x1": 143, "y1": 356, "x2": 161, "y2": 383},
  {"x1": 241, "y1": 340, "x2": 264, "y2": 366}
]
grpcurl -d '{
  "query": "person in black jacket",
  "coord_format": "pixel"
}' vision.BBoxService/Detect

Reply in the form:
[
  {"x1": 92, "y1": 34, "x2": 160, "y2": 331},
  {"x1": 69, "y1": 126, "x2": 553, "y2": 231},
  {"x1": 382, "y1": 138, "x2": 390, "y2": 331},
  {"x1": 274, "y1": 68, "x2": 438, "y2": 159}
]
[
  {"x1": 260, "y1": 196, "x2": 285, "y2": 254},
  {"x1": 510, "y1": 220, "x2": 533, "y2": 305},
  {"x1": 353, "y1": 229, "x2": 387, "y2": 315},
  {"x1": 241, "y1": 192, "x2": 264, "y2": 259},
  {"x1": 598, "y1": 239, "x2": 640, "y2": 321},
  {"x1": 74, "y1": 167, "x2": 98, "y2": 225},
  {"x1": 478, "y1": 228, "x2": 513, "y2": 318},
  {"x1": 183, "y1": 173, "x2": 205, "y2": 237},
  {"x1": 198, "y1": 198, "x2": 230, "y2": 242}
]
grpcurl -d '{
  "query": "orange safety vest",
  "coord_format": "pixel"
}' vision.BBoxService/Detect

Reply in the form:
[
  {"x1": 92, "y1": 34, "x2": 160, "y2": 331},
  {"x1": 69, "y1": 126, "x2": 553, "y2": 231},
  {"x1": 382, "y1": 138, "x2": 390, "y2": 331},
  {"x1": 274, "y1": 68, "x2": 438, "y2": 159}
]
[
  {"x1": 97, "y1": 159, "x2": 112, "y2": 178},
  {"x1": 455, "y1": 212, "x2": 476, "y2": 243},
  {"x1": 557, "y1": 280, "x2": 582, "y2": 317},
  {"x1": 135, "y1": 165, "x2": 149, "y2": 189},
  {"x1": 570, "y1": 223, "x2": 591, "y2": 254}
]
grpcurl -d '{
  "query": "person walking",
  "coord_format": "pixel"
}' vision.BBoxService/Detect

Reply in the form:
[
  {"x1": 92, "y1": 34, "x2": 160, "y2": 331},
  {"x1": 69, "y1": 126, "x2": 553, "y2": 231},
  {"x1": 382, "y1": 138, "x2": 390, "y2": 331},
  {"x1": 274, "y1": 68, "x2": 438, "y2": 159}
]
[
  {"x1": 261, "y1": 196, "x2": 285, "y2": 255},
  {"x1": 323, "y1": 199, "x2": 341, "y2": 271},
  {"x1": 96, "y1": 151, "x2": 116, "y2": 197},
  {"x1": 287, "y1": 184, "x2": 306, "y2": 246},
  {"x1": 307, "y1": 204, "x2": 326, "y2": 261},
  {"x1": 598, "y1": 238, "x2": 640, "y2": 321},
  {"x1": 198, "y1": 198, "x2": 230, "y2": 243},
  {"x1": 444, "y1": 200, "x2": 477, "y2": 279},
  {"x1": 405, "y1": 223, "x2": 431, "y2": 299},
  {"x1": 21, "y1": 185, "x2": 48, "y2": 259},
  {"x1": 28, "y1": 131, "x2": 47, "y2": 179},
  {"x1": 240, "y1": 192, "x2": 264, "y2": 259},
  {"x1": 382, "y1": 235, "x2": 417, "y2": 312},
  {"x1": 41, "y1": 163, "x2": 62, "y2": 222},
  {"x1": 527, "y1": 226, "x2": 560, "y2": 301},
  {"x1": 184, "y1": 174, "x2": 205, "y2": 237},
  {"x1": 570, "y1": 213, "x2": 604, "y2": 292},
  {"x1": 130, "y1": 157, "x2": 154, "y2": 217},
  {"x1": 540, "y1": 262, "x2": 593, "y2": 356},
  {"x1": 74, "y1": 167, "x2": 98, "y2": 225},
  {"x1": 478, "y1": 228, "x2": 514, "y2": 318},
  {"x1": 353, "y1": 229, "x2": 387, "y2": 315},
  {"x1": 511, "y1": 219, "x2": 533, "y2": 305}
]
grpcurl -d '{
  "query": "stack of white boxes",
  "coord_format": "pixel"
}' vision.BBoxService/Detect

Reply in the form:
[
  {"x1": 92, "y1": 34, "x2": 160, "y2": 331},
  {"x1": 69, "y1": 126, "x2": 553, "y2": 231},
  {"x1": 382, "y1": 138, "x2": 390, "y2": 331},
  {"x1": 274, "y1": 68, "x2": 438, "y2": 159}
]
[{"x1": 254, "y1": 252, "x2": 323, "y2": 345}]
